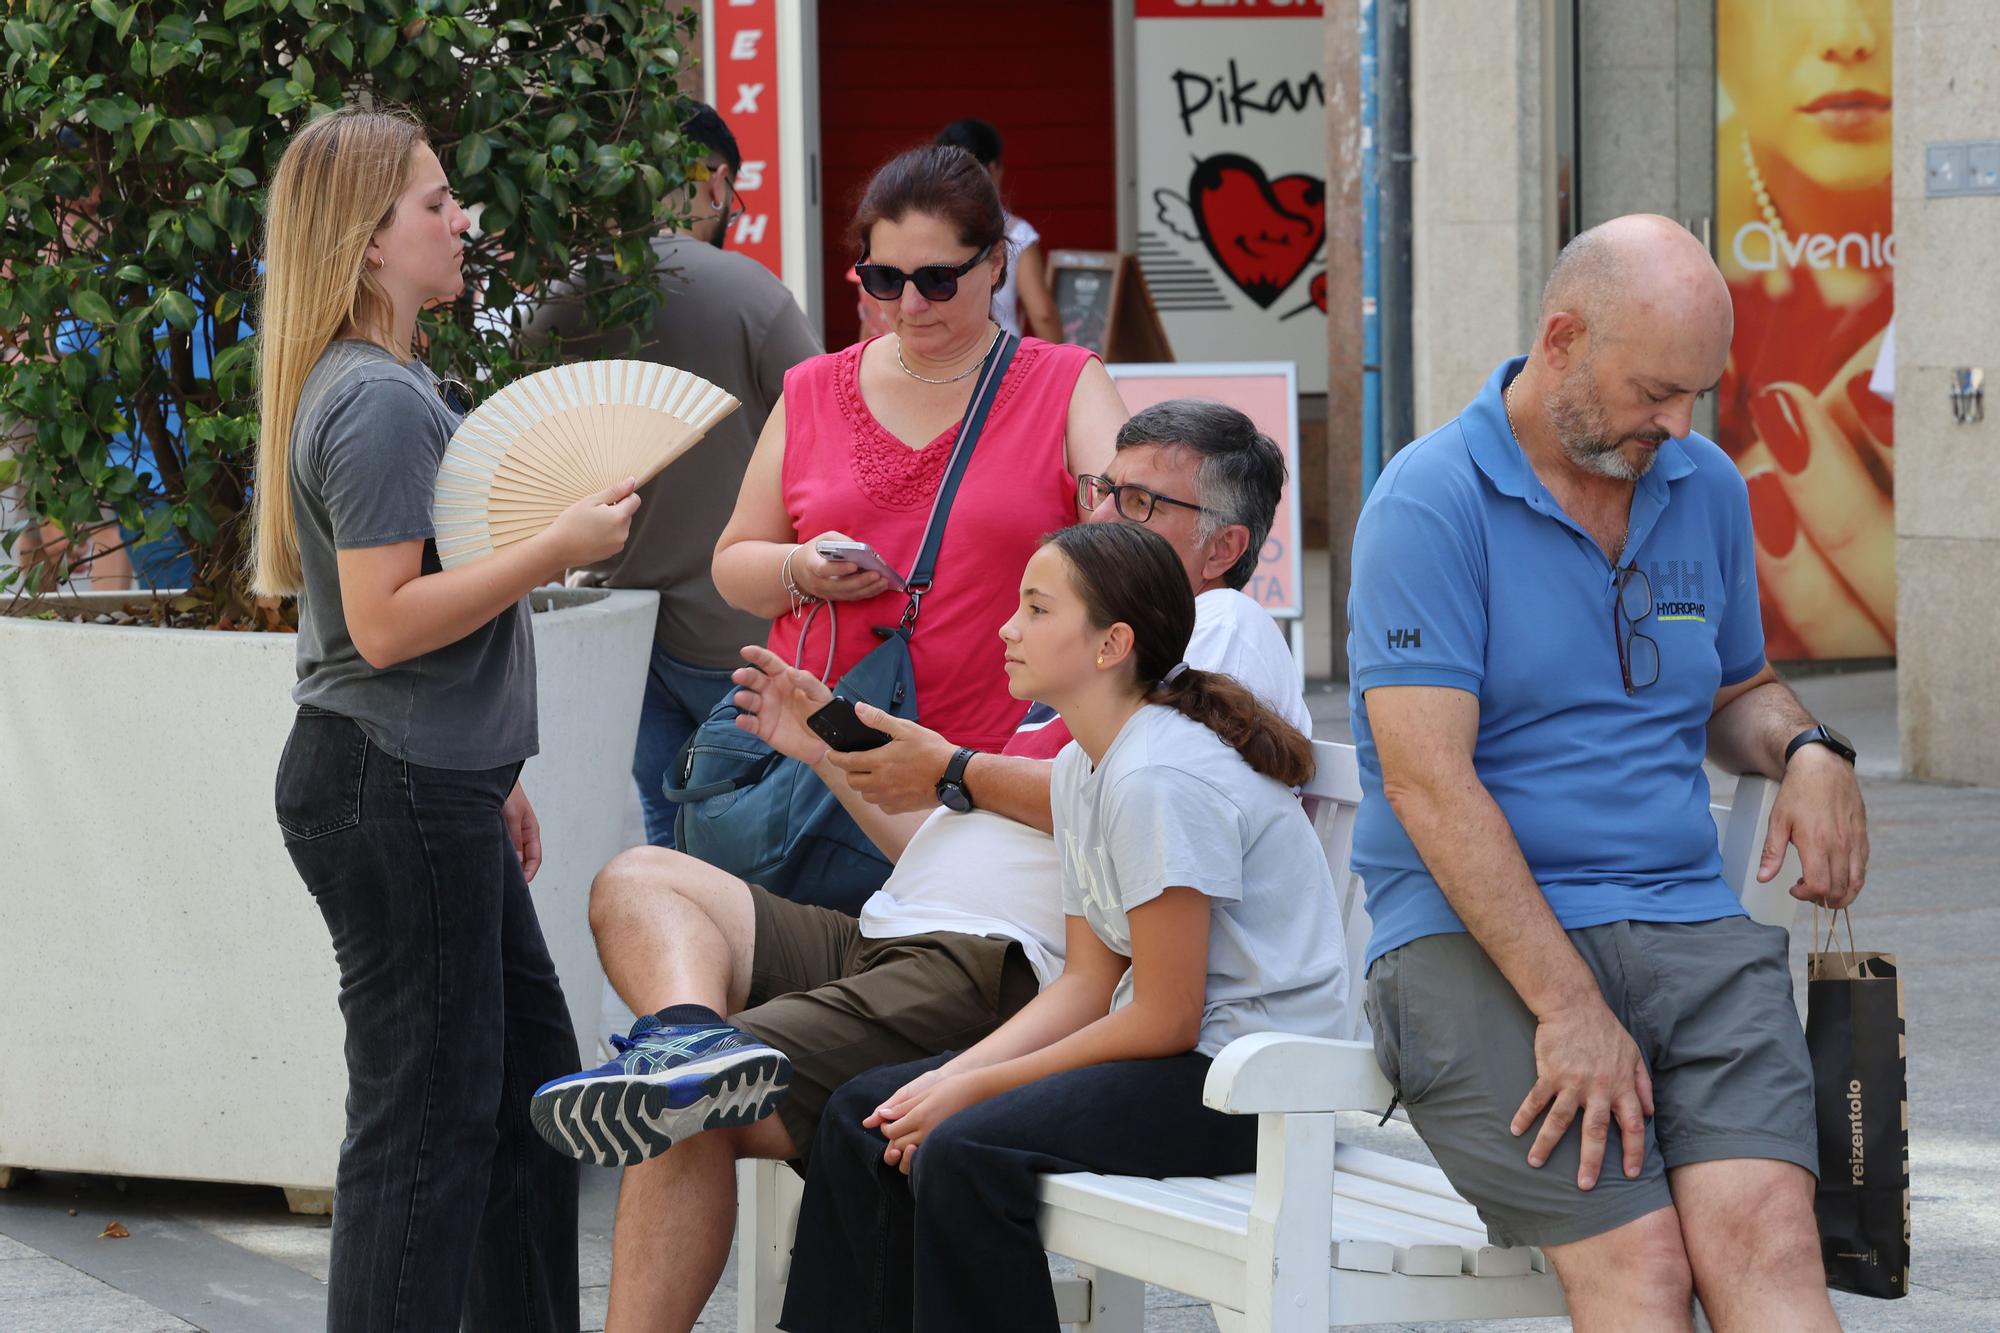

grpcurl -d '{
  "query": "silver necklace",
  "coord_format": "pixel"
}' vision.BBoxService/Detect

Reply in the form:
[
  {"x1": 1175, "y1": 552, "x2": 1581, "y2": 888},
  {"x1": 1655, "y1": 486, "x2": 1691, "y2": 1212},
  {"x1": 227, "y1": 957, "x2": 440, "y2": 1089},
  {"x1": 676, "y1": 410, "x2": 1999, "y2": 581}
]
[
  {"x1": 1741, "y1": 132, "x2": 1792, "y2": 254},
  {"x1": 1507, "y1": 374, "x2": 1628, "y2": 558},
  {"x1": 895, "y1": 325, "x2": 998, "y2": 385}
]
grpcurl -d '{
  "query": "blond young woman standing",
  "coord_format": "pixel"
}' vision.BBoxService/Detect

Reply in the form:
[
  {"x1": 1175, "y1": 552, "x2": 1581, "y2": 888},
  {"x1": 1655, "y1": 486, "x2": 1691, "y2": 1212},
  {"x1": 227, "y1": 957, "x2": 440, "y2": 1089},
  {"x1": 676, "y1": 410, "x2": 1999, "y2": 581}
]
[{"x1": 252, "y1": 106, "x2": 637, "y2": 1332}]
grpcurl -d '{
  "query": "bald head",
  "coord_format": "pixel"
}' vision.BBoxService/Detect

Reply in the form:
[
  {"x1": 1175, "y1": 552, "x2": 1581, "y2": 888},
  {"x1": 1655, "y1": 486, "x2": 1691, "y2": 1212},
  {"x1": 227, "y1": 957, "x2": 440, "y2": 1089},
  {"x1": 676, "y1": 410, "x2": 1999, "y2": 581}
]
[{"x1": 1541, "y1": 214, "x2": 1732, "y2": 348}]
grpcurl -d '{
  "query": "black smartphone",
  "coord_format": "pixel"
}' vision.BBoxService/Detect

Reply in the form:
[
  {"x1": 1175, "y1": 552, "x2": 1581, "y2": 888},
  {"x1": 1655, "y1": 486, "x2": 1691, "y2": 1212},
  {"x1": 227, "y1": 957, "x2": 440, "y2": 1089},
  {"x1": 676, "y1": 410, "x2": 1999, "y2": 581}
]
[{"x1": 806, "y1": 695, "x2": 893, "y2": 752}]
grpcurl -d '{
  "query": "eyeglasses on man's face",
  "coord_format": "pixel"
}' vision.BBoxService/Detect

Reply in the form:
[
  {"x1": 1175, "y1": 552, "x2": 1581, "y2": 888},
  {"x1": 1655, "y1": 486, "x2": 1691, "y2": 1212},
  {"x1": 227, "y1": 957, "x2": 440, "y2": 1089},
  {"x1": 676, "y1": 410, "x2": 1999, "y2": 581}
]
[
  {"x1": 1615, "y1": 564, "x2": 1659, "y2": 695},
  {"x1": 853, "y1": 243, "x2": 994, "y2": 303},
  {"x1": 1075, "y1": 473, "x2": 1211, "y2": 525}
]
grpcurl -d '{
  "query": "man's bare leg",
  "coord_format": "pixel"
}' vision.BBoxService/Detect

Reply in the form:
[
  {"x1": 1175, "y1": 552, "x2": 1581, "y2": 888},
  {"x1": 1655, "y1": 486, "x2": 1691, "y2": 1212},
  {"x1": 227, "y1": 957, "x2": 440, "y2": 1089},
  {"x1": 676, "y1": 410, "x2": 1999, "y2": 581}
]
[
  {"x1": 1542, "y1": 1205, "x2": 1696, "y2": 1332},
  {"x1": 588, "y1": 847, "x2": 759, "y2": 1017},
  {"x1": 1671, "y1": 1159, "x2": 1837, "y2": 1332},
  {"x1": 587, "y1": 849, "x2": 785, "y2": 1333},
  {"x1": 604, "y1": 1115, "x2": 796, "y2": 1333}
]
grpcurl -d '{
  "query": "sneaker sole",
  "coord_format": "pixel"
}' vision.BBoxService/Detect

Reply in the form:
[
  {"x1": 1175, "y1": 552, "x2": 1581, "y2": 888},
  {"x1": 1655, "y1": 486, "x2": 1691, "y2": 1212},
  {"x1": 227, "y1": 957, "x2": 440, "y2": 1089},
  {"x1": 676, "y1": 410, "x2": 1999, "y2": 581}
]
[{"x1": 529, "y1": 1050, "x2": 791, "y2": 1167}]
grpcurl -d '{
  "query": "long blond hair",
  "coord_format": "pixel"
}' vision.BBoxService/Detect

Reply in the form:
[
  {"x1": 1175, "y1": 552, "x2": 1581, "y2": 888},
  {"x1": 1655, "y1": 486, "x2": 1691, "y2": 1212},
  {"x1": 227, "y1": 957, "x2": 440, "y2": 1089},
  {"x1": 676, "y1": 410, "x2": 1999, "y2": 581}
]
[{"x1": 251, "y1": 106, "x2": 426, "y2": 595}]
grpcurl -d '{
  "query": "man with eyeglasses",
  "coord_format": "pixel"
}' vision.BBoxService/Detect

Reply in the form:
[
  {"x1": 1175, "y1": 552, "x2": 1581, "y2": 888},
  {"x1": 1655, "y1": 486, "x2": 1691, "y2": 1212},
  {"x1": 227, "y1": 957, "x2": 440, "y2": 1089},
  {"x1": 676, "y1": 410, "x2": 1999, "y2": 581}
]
[
  {"x1": 530, "y1": 400, "x2": 1307, "y2": 1329},
  {"x1": 524, "y1": 100, "x2": 820, "y2": 851},
  {"x1": 1348, "y1": 215, "x2": 1867, "y2": 1330}
]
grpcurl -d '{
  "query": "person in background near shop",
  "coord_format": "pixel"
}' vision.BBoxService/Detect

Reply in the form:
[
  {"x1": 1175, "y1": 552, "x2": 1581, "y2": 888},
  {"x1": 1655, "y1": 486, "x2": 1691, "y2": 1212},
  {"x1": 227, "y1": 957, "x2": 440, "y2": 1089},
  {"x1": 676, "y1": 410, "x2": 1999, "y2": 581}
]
[
  {"x1": 1715, "y1": 0, "x2": 1894, "y2": 658},
  {"x1": 525, "y1": 101, "x2": 822, "y2": 849},
  {"x1": 934, "y1": 117, "x2": 1063, "y2": 343},
  {"x1": 252, "y1": 105, "x2": 640, "y2": 1333}
]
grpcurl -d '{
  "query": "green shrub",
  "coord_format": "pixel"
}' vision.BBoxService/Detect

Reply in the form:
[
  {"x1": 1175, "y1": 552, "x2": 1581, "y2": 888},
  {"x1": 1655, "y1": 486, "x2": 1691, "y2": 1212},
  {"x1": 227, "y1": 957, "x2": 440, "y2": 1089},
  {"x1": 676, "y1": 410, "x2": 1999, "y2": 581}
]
[{"x1": 0, "y1": 0, "x2": 703, "y2": 622}]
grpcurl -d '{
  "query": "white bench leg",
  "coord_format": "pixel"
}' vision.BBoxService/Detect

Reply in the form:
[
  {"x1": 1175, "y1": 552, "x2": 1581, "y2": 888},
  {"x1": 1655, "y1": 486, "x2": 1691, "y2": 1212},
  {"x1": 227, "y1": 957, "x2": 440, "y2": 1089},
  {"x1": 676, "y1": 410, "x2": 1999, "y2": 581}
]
[
  {"x1": 1066, "y1": 1265, "x2": 1143, "y2": 1332},
  {"x1": 737, "y1": 1158, "x2": 803, "y2": 1333},
  {"x1": 1242, "y1": 1111, "x2": 1336, "y2": 1333}
]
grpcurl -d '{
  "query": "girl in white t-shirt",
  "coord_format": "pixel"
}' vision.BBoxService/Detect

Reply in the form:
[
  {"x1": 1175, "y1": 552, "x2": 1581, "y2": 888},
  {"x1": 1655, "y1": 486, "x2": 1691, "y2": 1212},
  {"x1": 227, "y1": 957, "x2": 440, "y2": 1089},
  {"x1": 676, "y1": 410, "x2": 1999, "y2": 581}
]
[{"x1": 778, "y1": 521, "x2": 1349, "y2": 1333}]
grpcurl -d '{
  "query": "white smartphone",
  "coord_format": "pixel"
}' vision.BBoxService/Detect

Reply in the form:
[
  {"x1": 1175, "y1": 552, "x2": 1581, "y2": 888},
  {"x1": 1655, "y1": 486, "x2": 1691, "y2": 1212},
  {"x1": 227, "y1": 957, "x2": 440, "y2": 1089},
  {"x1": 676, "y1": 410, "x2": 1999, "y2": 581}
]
[{"x1": 814, "y1": 539, "x2": 908, "y2": 591}]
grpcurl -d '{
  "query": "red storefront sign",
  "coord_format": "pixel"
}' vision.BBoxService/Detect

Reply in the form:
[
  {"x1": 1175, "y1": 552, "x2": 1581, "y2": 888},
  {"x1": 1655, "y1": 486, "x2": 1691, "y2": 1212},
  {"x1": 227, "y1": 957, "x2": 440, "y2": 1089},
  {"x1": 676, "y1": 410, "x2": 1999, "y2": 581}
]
[
  {"x1": 1134, "y1": 0, "x2": 1323, "y2": 16},
  {"x1": 710, "y1": 0, "x2": 784, "y2": 280}
]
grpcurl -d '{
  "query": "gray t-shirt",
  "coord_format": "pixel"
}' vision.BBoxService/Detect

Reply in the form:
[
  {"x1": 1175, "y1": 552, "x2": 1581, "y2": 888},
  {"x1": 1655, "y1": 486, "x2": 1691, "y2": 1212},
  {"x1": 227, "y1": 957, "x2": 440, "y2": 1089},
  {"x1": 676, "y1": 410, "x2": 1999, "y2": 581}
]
[
  {"x1": 524, "y1": 235, "x2": 823, "y2": 667},
  {"x1": 1053, "y1": 705, "x2": 1350, "y2": 1057},
  {"x1": 289, "y1": 340, "x2": 537, "y2": 769}
]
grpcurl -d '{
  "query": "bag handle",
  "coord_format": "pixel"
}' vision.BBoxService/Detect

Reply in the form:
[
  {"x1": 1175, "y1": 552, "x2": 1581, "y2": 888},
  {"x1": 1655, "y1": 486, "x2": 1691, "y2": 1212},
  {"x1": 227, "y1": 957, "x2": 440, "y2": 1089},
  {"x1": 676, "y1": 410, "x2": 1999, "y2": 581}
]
[
  {"x1": 897, "y1": 331, "x2": 1019, "y2": 630},
  {"x1": 1814, "y1": 903, "x2": 1860, "y2": 962}
]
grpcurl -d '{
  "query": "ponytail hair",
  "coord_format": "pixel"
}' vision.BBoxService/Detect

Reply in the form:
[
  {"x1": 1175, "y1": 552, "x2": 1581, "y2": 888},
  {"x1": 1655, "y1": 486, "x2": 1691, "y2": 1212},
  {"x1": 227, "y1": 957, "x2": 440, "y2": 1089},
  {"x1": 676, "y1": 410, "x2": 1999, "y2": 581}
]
[{"x1": 1044, "y1": 524, "x2": 1314, "y2": 788}]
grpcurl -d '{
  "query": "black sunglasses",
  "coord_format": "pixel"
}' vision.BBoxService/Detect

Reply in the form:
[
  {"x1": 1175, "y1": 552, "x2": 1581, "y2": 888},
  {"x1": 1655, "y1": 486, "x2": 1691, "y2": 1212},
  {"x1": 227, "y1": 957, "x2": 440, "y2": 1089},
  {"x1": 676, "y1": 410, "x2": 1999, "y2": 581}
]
[
  {"x1": 1614, "y1": 564, "x2": 1659, "y2": 695},
  {"x1": 854, "y1": 243, "x2": 993, "y2": 303}
]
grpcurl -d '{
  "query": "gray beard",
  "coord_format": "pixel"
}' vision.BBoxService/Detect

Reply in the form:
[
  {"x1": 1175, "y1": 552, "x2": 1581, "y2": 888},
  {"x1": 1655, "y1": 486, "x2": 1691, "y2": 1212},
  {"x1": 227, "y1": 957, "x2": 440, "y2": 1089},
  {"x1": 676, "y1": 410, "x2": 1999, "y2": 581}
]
[{"x1": 1547, "y1": 380, "x2": 1660, "y2": 481}]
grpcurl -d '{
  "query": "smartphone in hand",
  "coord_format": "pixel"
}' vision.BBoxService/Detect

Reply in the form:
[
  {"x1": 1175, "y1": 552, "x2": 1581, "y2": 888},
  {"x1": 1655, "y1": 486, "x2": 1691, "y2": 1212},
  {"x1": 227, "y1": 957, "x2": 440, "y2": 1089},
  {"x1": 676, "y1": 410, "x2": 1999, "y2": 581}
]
[
  {"x1": 814, "y1": 539, "x2": 909, "y2": 591},
  {"x1": 806, "y1": 695, "x2": 894, "y2": 753}
]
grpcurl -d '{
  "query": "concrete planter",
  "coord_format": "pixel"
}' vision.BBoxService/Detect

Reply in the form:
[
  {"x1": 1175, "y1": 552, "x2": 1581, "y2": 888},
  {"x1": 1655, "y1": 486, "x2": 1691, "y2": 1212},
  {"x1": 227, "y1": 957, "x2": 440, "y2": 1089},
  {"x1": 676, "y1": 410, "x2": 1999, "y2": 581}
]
[{"x1": 0, "y1": 587, "x2": 654, "y2": 1196}]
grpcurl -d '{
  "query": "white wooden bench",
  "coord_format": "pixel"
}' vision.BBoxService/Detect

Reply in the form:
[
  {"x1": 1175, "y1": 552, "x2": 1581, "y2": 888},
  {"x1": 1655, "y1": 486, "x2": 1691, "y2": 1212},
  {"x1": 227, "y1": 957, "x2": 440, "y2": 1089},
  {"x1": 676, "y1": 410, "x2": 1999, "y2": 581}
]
[{"x1": 734, "y1": 742, "x2": 1795, "y2": 1331}]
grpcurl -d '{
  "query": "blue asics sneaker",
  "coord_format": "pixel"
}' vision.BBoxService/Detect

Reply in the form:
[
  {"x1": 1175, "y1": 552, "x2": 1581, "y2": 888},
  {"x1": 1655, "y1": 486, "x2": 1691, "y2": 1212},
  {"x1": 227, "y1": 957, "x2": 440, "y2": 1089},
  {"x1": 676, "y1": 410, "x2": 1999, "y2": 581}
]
[{"x1": 529, "y1": 1012, "x2": 791, "y2": 1167}]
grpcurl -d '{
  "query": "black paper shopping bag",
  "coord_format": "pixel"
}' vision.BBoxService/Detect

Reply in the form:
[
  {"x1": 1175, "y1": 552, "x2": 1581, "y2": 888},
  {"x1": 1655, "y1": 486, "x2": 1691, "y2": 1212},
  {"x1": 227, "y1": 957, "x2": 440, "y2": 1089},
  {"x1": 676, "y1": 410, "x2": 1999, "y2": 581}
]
[{"x1": 1806, "y1": 908, "x2": 1909, "y2": 1299}]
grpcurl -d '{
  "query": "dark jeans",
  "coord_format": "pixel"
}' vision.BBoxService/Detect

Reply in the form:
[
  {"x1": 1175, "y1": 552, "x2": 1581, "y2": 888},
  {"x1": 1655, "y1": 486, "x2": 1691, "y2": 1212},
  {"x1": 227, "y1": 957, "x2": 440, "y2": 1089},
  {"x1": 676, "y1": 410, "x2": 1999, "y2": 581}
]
[
  {"x1": 275, "y1": 706, "x2": 581, "y2": 1333},
  {"x1": 632, "y1": 643, "x2": 738, "y2": 847},
  {"x1": 779, "y1": 1050, "x2": 1258, "y2": 1333}
]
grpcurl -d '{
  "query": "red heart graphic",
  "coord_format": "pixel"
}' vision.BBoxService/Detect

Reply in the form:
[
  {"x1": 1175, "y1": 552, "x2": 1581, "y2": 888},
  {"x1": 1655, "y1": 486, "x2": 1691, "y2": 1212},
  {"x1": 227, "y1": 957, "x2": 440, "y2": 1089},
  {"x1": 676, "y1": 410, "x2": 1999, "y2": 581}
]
[
  {"x1": 1187, "y1": 154, "x2": 1326, "y2": 310},
  {"x1": 1310, "y1": 271, "x2": 1327, "y2": 313}
]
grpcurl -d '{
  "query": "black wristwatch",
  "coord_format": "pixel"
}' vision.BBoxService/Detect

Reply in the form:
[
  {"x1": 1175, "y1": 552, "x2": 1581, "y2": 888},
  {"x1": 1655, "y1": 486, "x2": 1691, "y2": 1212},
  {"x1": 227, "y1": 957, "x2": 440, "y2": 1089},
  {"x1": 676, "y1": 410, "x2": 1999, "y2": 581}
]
[
  {"x1": 1784, "y1": 724, "x2": 1857, "y2": 767},
  {"x1": 935, "y1": 747, "x2": 978, "y2": 813}
]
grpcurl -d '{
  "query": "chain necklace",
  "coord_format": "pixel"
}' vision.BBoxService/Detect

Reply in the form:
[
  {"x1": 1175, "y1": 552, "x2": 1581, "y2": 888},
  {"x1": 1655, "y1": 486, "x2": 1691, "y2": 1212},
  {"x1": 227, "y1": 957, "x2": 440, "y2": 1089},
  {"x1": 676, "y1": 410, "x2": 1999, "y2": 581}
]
[
  {"x1": 895, "y1": 324, "x2": 999, "y2": 385},
  {"x1": 1741, "y1": 131, "x2": 1792, "y2": 255},
  {"x1": 1506, "y1": 372, "x2": 1628, "y2": 560}
]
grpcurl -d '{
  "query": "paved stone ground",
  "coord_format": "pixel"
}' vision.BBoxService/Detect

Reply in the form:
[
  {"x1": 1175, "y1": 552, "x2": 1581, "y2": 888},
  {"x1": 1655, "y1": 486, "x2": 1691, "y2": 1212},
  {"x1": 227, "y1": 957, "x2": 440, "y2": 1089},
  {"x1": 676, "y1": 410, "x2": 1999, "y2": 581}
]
[{"x1": 6, "y1": 671, "x2": 1994, "y2": 1330}]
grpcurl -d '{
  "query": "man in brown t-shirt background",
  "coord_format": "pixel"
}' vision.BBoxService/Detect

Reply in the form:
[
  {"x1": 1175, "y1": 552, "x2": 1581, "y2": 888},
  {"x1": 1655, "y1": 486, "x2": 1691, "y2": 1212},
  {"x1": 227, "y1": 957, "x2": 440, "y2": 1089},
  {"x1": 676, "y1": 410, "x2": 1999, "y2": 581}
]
[{"x1": 528, "y1": 102, "x2": 822, "y2": 847}]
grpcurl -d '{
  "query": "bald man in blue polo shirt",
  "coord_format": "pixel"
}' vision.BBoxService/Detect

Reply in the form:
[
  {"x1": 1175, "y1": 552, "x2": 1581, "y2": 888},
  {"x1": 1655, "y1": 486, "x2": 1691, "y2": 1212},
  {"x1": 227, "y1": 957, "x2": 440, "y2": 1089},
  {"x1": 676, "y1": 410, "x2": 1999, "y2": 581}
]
[{"x1": 1349, "y1": 215, "x2": 1867, "y2": 1331}]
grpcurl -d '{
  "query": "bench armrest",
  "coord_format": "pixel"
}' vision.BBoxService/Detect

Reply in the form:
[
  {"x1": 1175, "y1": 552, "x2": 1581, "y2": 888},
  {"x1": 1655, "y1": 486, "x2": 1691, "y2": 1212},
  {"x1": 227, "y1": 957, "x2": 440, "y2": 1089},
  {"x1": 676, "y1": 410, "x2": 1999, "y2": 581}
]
[{"x1": 1201, "y1": 1033, "x2": 1397, "y2": 1115}]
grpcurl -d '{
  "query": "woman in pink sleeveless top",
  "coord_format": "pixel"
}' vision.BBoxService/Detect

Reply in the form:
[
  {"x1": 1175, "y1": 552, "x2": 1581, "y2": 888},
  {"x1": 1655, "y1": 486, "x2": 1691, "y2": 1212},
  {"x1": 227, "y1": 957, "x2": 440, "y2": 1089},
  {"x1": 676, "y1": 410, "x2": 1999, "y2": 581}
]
[{"x1": 715, "y1": 145, "x2": 1127, "y2": 752}]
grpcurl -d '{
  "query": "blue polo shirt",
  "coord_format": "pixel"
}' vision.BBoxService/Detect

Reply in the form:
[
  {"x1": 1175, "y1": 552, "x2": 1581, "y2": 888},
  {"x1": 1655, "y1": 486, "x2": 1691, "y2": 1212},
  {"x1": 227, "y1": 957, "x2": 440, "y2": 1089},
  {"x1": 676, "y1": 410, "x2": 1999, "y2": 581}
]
[{"x1": 1347, "y1": 357, "x2": 1766, "y2": 968}]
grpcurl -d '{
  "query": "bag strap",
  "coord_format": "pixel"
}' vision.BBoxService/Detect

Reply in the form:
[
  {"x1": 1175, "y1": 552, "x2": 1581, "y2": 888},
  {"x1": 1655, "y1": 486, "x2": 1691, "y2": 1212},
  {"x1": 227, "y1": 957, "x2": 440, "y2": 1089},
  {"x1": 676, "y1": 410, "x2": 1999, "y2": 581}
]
[{"x1": 897, "y1": 331, "x2": 1018, "y2": 630}]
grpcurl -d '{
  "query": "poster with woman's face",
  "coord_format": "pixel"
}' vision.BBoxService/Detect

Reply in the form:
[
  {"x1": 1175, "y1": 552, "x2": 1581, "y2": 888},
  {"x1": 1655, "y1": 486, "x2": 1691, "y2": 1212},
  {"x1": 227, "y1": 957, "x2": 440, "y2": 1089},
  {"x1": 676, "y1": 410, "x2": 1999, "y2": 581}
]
[{"x1": 1716, "y1": 0, "x2": 1894, "y2": 661}]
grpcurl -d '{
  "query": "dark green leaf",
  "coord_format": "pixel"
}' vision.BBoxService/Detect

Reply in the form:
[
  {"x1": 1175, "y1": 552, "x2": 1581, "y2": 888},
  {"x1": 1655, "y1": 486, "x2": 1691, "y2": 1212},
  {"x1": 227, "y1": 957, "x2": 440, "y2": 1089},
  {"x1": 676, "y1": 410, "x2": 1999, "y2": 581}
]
[
  {"x1": 183, "y1": 212, "x2": 216, "y2": 249},
  {"x1": 71, "y1": 289, "x2": 117, "y2": 324},
  {"x1": 155, "y1": 289, "x2": 197, "y2": 330},
  {"x1": 546, "y1": 112, "x2": 579, "y2": 145},
  {"x1": 130, "y1": 109, "x2": 160, "y2": 151},
  {"x1": 114, "y1": 264, "x2": 146, "y2": 282},
  {"x1": 362, "y1": 23, "x2": 395, "y2": 68},
  {"x1": 455, "y1": 133, "x2": 490, "y2": 176},
  {"x1": 156, "y1": 15, "x2": 195, "y2": 45},
  {"x1": 0, "y1": 458, "x2": 17, "y2": 488},
  {"x1": 223, "y1": 0, "x2": 263, "y2": 18},
  {"x1": 85, "y1": 97, "x2": 131, "y2": 130},
  {"x1": 226, "y1": 166, "x2": 256, "y2": 188}
]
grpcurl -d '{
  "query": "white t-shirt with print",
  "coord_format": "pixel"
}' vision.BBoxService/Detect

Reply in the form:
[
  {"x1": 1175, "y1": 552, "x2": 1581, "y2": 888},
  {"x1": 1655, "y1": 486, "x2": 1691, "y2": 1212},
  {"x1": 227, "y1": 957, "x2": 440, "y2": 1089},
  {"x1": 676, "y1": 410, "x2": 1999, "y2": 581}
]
[
  {"x1": 1053, "y1": 705, "x2": 1349, "y2": 1056},
  {"x1": 857, "y1": 588, "x2": 1307, "y2": 984}
]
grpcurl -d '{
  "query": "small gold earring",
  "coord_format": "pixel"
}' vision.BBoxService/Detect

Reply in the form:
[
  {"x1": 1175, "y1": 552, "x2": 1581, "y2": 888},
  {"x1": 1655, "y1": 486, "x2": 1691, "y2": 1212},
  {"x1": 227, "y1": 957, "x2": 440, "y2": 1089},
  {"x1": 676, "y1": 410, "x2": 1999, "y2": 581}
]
[
  {"x1": 366, "y1": 255, "x2": 383, "y2": 270},
  {"x1": 1095, "y1": 654, "x2": 1105, "y2": 667}
]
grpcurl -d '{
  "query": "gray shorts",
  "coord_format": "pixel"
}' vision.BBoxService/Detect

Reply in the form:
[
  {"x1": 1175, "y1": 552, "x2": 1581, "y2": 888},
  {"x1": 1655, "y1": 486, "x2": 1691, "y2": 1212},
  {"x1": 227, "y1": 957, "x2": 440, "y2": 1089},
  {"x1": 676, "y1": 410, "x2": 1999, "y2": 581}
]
[{"x1": 1365, "y1": 916, "x2": 1817, "y2": 1249}]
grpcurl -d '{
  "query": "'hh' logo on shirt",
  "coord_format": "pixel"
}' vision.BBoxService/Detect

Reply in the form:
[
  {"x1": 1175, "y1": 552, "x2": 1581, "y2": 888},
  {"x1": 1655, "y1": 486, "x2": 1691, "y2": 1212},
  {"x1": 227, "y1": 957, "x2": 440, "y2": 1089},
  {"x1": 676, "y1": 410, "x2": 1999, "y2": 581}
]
[
  {"x1": 1062, "y1": 831, "x2": 1125, "y2": 920},
  {"x1": 1650, "y1": 559, "x2": 1708, "y2": 623}
]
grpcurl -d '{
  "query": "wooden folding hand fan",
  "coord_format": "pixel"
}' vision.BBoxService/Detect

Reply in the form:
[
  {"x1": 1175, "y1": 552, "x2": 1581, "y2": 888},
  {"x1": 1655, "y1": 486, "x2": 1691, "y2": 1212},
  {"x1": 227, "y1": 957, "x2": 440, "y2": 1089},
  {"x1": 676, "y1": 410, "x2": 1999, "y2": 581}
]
[{"x1": 432, "y1": 359, "x2": 739, "y2": 569}]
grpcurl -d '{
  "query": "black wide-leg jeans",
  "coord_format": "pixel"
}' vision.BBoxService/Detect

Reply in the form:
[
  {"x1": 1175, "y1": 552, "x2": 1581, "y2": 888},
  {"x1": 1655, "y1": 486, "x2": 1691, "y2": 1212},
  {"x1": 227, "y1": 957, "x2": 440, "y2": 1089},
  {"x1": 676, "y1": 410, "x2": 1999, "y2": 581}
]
[
  {"x1": 779, "y1": 1050, "x2": 1259, "y2": 1333},
  {"x1": 275, "y1": 706, "x2": 580, "y2": 1333}
]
